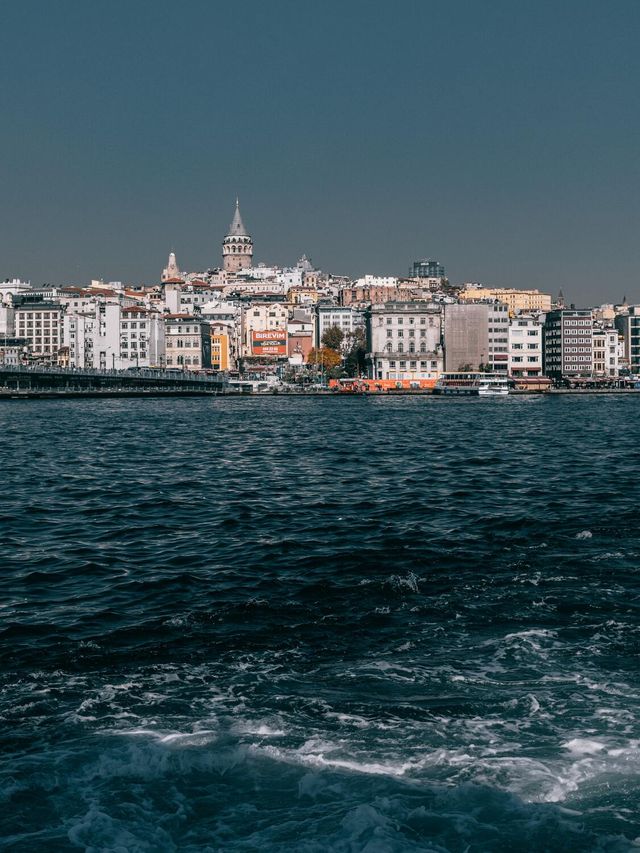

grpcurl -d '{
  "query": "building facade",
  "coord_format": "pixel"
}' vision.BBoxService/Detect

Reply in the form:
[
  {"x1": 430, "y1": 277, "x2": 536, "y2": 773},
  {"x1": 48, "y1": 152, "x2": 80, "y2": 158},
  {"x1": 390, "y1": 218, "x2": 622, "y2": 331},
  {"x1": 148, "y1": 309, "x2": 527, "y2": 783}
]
[
  {"x1": 592, "y1": 327, "x2": 619, "y2": 377},
  {"x1": 443, "y1": 303, "x2": 489, "y2": 371},
  {"x1": 543, "y1": 309, "x2": 594, "y2": 378},
  {"x1": 316, "y1": 305, "x2": 365, "y2": 348},
  {"x1": 366, "y1": 302, "x2": 443, "y2": 381},
  {"x1": 165, "y1": 316, "x2": 212, "y2": 370},
  {"x1": 459, "y1": 286, "x2": 552, "y2": 313},
  {"x1": 410, "y1": 258, "x2": 446, "y2": 279},
  {"x1": 615, "y1": 307, "x2": 640, "y2": 375},
  {"x1": 508, "y1": 315, "x2": 543, "y2": 377},
  {"x1": 13, "y1": 296, "x2": 62, "y2": 362}
]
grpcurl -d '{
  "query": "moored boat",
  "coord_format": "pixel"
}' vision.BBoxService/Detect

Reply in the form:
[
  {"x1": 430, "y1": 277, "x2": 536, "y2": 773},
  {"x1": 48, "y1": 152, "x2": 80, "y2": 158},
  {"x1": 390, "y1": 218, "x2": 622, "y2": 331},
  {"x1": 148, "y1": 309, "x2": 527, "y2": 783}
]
[{"x1": 434, "y1": 372, "x2": 509, "y2": 396}]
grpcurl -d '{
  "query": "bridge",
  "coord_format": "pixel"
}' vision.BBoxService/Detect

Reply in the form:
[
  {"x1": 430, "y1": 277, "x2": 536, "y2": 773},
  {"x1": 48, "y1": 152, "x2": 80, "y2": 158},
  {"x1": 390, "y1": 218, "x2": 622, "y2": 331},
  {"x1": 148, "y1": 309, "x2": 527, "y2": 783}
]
[{"x1": 0, "y1": 365, "x2": 229, "y2": 397}]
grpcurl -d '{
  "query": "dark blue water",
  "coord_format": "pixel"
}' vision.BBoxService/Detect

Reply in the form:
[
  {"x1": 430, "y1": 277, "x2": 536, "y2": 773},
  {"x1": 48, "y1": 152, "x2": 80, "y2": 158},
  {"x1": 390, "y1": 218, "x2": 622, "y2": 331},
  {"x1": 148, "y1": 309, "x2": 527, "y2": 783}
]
[{"x1": 1, "y1": 396, "x2": 639, "y2": 852}]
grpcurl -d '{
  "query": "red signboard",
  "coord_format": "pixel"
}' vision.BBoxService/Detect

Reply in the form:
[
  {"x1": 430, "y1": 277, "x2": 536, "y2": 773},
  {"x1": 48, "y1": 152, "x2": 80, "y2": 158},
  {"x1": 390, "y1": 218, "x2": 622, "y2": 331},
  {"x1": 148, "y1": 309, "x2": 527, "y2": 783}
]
[{"x1": 252, "y1": 329, "x2": 287, "y2": 356}]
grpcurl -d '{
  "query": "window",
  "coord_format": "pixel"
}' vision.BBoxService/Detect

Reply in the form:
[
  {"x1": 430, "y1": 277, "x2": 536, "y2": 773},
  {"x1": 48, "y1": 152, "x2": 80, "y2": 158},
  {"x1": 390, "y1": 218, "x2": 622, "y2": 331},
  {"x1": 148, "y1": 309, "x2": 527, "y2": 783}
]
[
  {"x1": 399, "y1": 361, "x2": 406, "y2": 368},
  {"x1": 410, "y1": 361, "x2": 417, "y2": 369},
  {"x1": 397, "y1": 343, "x2": 404, "y2": 353},
  {"x1": 387, "y1": 330, "x2": 392, "y2": 338},
  {"x1": 397, "y1": 330, "x2": 404, "y2": 338}
]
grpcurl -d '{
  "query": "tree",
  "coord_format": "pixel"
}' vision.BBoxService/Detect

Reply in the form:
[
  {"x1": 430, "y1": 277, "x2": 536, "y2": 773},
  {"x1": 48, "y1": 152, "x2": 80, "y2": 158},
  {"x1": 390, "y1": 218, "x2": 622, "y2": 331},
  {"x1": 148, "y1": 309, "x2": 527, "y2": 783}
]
[
  {"x1": 343, "y1": 327, "x2": 367, "y2": 377},
  {"x1": 307, "y1": 347, "x2": 342, "y2": 370},
  {"x1": 321, "y1": 325, "x2": 345, "y2": 352}
]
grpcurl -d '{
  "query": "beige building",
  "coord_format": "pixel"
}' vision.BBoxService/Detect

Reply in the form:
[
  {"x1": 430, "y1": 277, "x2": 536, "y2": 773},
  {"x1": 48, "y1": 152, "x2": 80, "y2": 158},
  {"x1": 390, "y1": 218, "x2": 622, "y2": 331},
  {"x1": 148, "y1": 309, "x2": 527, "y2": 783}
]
[
  {"x1": 165, "y1": 315, "x2": 212, "y2": 370},
  {"x1": 459, "y1": 285, "x2": 551, "y2": 313},
  {"x1": 241, "y1": 302, "x2": 289, "y2": 357}
]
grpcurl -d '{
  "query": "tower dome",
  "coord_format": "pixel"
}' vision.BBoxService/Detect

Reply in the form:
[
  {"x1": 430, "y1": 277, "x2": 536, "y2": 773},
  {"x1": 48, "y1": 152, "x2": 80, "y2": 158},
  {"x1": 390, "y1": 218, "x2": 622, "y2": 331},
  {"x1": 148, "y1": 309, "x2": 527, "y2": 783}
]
[
  {"x1": 222, "y1": 199, "x2": 253, "y2": 272},
  {"x1": 161, "y1": 251, "x2": 182, "y2": 282}
]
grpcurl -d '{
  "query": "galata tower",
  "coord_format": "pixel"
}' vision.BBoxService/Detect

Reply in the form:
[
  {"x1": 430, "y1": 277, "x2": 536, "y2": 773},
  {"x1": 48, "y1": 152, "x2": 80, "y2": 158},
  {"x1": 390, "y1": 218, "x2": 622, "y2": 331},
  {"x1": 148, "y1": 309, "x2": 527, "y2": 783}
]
[{"x1": 222, "y1": 199, "x2": 253, "y2": 272}]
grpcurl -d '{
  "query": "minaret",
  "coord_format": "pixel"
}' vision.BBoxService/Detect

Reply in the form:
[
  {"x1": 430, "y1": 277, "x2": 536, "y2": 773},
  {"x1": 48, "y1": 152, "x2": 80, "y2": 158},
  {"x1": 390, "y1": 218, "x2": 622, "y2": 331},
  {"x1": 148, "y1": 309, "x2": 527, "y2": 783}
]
[
  {"x1": 161, "y1": 251, "x2": 182, "y2": 282},
  {"x1": 222, "y1": 199, "x2": 253, "y2": 272}
]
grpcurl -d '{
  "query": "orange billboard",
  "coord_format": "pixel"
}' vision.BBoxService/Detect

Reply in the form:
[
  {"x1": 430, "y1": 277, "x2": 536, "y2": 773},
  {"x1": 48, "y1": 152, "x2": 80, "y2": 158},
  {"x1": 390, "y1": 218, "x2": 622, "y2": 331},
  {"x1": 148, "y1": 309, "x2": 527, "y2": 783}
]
[{"x1": 252, "y1": 329, "x2": 287, "y2": 356}]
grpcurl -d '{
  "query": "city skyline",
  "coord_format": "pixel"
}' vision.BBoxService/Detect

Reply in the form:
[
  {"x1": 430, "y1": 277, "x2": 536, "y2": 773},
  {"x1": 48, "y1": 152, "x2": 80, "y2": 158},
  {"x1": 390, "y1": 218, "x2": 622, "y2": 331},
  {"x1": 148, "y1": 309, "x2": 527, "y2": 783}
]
[{"x1": 2, "y1": 1, "x2": 639, "y2": 302}]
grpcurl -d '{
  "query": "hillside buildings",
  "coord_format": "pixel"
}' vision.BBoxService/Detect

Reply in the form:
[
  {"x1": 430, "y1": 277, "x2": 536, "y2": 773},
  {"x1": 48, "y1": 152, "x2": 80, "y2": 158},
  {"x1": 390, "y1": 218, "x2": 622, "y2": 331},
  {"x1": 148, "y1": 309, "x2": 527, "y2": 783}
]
[
  {"x1": 459, "y1": 284, "x2": 551, "y2": 313},
  {"x1": 3, "y1": 200, "x2": 636, "y2": 384}
]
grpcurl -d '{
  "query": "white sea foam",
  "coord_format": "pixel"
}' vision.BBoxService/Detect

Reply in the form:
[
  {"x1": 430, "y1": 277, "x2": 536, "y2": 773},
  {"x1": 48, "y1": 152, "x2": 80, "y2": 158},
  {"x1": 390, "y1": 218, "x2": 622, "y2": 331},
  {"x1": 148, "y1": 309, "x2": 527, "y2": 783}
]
[{"x1": 576, "y1": 530, "x2": 593, "y2": 539}]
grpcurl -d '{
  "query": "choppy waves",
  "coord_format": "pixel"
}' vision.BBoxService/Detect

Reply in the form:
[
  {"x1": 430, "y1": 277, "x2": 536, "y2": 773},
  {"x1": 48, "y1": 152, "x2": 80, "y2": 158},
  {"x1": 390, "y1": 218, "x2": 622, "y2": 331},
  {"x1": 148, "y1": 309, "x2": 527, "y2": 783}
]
[{"x1": 1, "y1": 396, "x2": 640, "y2": 851}]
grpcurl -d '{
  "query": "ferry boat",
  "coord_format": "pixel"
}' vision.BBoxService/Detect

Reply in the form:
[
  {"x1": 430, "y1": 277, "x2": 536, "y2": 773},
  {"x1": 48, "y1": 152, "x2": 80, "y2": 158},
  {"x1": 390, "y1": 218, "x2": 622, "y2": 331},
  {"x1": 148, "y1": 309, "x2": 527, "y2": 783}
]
[{"x1": 434, "y1": 372, "x2": 509, "y2": 396}]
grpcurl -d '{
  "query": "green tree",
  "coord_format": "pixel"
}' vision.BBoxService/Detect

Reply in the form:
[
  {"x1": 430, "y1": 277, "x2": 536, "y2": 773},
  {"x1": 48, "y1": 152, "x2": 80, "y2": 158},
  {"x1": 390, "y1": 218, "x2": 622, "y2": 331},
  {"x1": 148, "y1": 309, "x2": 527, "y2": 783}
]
[
  {"x1": 343, "y1": 327, "x2": 367, "y2": 377},
  {"x1": 321, "y1": 325, "x2": 345, "y2": 352}
]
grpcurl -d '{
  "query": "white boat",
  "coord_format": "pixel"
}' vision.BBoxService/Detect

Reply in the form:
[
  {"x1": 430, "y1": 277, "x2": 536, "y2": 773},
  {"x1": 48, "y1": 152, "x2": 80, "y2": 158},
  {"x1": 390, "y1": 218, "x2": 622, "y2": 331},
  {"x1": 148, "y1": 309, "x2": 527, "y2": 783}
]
[{"x1": 434, "y1": 372, "x2": 509, "y2": 396}]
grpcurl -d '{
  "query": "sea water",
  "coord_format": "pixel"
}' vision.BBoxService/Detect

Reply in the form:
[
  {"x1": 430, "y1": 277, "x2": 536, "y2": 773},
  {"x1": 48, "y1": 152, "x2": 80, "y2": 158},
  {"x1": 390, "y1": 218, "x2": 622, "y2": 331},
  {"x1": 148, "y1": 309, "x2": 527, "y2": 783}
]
[{"x1": 1, "y1": 395, "x2": 639, "y2": 851}]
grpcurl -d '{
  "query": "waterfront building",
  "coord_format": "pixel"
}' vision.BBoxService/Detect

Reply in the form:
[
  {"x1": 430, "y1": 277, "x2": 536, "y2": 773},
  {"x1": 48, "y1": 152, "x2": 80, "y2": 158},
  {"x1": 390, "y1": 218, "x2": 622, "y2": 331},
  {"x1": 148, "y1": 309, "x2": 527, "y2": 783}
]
[
  {"x1": 459, "y1": 285, "x2": 552, "y2": 313},
  {"x1": 543, "y1": 309, "x2": 594, "y2": 378},
  {"x1": 508, "y1": 315, "x2": 543, "y2": 377},
  {"x1": 488, "y1": 302, "x2": 509, "y2": 373},
  {"x1": 161, "y1": 251, "x2": 182, "y2": 283},
  {"x1": 222, "y1": 200, "x2": 253, "y2": 273},
  {"x1": 0, "y1": 336, "x2": 28, "y2": 365},
  {"x1": 366, "y1": 301, "x2": 443, "y2": 382},
  {"x1": 64, "y1": 312, "x2": 96, "y2": 368},
  {"x1": 210, "y1": 327, "x2": 231, "y2": 371},
  {"x1": 592, "y1": 326, "x2": 619, "y2": 377},
  {"x1": 443, "y1": 303, "x2": 489, "y2": 371},
  {"x1": 615, "y1": 306, "x2": 640, "y2": 376},
  {"x1": 13, "y1": 296, "x2": 62, "y2": 362},
  {"x1": 164, "y1": 315, "x2": 211, "y2": 370},
  {"x1": 119, "y1": 307, "x2": 166, "y2": 369}
]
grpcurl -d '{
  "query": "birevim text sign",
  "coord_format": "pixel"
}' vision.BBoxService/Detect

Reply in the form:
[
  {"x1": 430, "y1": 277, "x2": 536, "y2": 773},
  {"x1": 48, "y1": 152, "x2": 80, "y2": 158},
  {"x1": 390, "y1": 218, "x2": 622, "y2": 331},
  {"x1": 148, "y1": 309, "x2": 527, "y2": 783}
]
[{"x1": 251, "y1": 330, "x2": 287, "y2": 356}]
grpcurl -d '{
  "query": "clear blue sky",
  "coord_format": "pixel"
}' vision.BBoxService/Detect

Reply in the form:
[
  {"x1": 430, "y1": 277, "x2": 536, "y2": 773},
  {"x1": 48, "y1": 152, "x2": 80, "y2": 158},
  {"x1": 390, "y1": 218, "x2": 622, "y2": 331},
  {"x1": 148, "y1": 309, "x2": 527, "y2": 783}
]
[{"x1": 1, "y1": 0, "x2": 639, "y2": 303}]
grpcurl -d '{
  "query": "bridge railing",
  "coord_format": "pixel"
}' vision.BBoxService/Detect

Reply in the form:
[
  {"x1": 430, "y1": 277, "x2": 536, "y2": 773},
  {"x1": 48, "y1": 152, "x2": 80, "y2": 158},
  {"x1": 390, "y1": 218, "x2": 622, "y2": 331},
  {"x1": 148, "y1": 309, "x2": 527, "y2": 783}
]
[{"x1": 0, "y1": 364, "x2": 226, "y2": 385}]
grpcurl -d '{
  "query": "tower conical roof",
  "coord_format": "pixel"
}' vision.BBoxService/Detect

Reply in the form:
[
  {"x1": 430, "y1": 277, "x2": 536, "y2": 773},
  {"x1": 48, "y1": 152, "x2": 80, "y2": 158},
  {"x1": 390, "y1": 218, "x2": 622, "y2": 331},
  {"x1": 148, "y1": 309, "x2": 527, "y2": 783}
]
[{"x1": 228, "y1": 199, "x2": 248, "y2": 237}]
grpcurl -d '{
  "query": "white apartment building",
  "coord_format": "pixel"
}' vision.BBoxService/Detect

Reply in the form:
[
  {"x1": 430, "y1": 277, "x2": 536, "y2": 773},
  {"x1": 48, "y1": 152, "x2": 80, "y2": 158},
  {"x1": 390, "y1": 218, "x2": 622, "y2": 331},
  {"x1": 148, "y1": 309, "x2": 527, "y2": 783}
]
[
  {"x1": 356, "y1": 274, "x2": 399, "y2": 288},
  {"x1": 14, "y1": 299, "x2": 63, "y2": 361},
  {"x1": 508, "y1": 315, "x2": 543, "y2": 377},
  {"x1": 65, "y1": 304, "x2": 166, "y2": 369},
  {"x1": 316, "y1": 305, "x2": 365, "y2": 348},
  {"x1": 592, "y1": 327, "x2": 619, "y2": 376},
  {"x1": 119, "y1": 307, "x2": 165, "y2": 369},
  {"x1": 488, "y1": 302, "x2": 509, "y2": 373},
  {"x1": 64, "y1": 312, "x2": 96, "y2": 368},
  {"x1": 367, "y1": 302, "x2": 443, "y2": 381}
]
